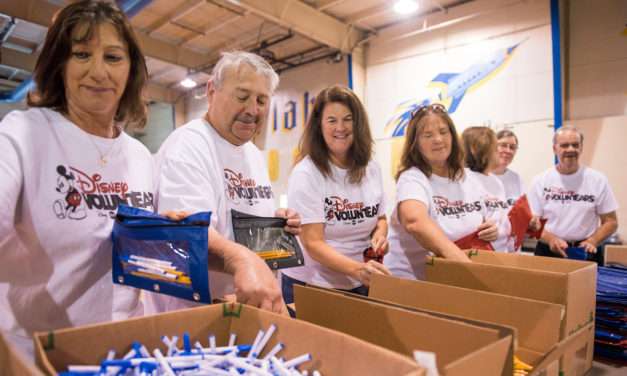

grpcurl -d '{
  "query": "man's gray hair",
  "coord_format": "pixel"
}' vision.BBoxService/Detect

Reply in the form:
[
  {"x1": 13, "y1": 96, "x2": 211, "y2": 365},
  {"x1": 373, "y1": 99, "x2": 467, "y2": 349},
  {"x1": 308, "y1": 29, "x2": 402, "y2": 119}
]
[
  {"x1": 553, "y1": 125, "x2": 584, "y2": 145},
  {"x1": 211, "y1": 51, "x2": 279, "y2": 92}
]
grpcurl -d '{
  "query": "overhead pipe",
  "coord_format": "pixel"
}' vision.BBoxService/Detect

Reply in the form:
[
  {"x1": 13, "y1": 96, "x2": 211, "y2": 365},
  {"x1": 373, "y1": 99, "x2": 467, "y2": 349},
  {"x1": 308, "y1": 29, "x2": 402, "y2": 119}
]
[{"x1": 0, "y1": 1, "x2": 154, "y2": 103}]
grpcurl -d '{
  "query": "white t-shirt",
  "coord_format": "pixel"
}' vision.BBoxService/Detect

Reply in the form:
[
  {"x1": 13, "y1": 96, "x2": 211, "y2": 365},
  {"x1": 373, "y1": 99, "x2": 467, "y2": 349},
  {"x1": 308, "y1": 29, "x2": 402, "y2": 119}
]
[
  {"x1": 470, "y1": 171, "x2": 514, "y2": 252},
  {"x1": 145, "y1": 118, "x2": 276, "y2": 313},
  {"x1": 0, "y1": 108, "x2": 153, "y2": 356},
  {"x1": 282, "y1": 157, "x2": 386, "y2": 289},
  {"x1": 495, "y1": 168, "x2": 524, "y2": 207},
  {"x1": 528, "y1": 166, "x2": 618, "y2": 241},
  {"x1": 384, "y1": 168, "x2": 487, "y2": 280}
]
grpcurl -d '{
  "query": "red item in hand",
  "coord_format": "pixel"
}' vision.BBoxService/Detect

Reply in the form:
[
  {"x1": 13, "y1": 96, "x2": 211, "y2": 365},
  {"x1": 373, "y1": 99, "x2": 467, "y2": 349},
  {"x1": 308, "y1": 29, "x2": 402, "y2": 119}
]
[
  {"x1": 454, "y1": 231, "x2": 494, "y2": 251},
  {"x1": 363, "y1": 247, "x2": 384, "y2": 263},
  {"x1": 508, "y1": 195, "x2": 547, "y2": 249}
]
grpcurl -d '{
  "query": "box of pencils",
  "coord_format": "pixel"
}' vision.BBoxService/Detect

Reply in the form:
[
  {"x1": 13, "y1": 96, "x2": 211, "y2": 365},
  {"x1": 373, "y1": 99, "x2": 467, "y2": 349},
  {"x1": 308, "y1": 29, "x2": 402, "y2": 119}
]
[
  {"x1": 112, "y1": 205, "x2": 211, "y2": 303},
  {"x1": 231, "y1": 210, "x2": 304, "y2": 270}
]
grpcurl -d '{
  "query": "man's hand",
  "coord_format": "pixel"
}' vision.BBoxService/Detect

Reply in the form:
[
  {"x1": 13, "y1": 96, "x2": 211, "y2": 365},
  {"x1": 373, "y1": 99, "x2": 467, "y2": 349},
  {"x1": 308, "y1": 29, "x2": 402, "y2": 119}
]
[
  {"x1": 355, "y1": 260, "x2": 390, "y2": 287},
  {"x1": 275, "y1": 208, "x2": 301, "y2": 235},
  {"x1": 161, "y1": 211, "x2": 190, "y2": 221},
  {"x1": 579, "y1": 239, "x2": 597, "y2": 254},
  {"x1": 548, "y1": 237, "x2": 568, "y2": 257},
  {"x1": 477, "y1": 220, "x2": 498, "y2": 242},
  {"x1": 223, "y1": 247, "x2": 287, "y2": 315}
]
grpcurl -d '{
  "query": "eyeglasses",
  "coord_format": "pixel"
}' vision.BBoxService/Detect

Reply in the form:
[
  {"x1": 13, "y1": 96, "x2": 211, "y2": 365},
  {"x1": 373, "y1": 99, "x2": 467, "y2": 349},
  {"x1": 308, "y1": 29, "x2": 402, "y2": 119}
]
[
  {"x1": 410, "y1": 103, "x2": 447, "y2": 119},
  {"x1": 497, "y1": 142, "x2": 518, "y2": 151}
]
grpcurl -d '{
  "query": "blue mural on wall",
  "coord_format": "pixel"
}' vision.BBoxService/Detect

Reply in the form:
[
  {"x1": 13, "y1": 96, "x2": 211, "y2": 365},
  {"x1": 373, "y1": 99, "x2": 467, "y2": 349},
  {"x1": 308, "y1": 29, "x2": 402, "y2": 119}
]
[{"x1": 384, "y1": 40, "x2": 525, "y2": 138}]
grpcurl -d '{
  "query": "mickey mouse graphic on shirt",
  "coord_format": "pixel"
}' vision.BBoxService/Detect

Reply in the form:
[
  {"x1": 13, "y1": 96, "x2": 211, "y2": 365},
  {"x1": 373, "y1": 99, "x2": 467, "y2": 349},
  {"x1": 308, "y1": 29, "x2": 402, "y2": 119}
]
[{"x1": 53, "y1": 165, "x2": 87, "y2": 220}]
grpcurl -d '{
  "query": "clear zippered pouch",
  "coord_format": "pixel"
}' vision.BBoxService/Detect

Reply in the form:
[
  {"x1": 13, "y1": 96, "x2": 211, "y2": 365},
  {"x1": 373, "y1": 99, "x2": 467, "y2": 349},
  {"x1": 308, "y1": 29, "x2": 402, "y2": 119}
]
[{"x1": 231, "y1": 210, "x2": 304, "y2": 270}]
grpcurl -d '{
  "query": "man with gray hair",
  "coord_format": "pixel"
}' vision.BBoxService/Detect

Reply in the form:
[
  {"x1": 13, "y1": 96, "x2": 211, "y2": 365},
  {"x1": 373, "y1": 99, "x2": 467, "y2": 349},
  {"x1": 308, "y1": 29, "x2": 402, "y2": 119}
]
[
  {"x1": 145, "y1": 51, "x2": 300, "y2": 314},
  {"x1": 528, "y1": 126, "x2": 618, "y2": 260}
]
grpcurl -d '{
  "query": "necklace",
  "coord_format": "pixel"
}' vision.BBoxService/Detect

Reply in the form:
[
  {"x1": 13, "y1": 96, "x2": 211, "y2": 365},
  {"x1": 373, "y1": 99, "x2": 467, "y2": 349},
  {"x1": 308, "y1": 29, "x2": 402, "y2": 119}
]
[{"x1": 86, "y1": 126, "x2": 122, "y2": 167}]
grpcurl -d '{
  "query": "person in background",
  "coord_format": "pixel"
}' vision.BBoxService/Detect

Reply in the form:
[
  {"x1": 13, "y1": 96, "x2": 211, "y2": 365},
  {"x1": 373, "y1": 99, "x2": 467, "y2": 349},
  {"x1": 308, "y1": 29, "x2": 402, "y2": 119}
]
[
  {"x1": 493, "y1": 129, "x2": 524, "y2": 206},
  {"x1": 384, "y1": 104, "x2": 498, "y2": 280},
  {"x1": 528, "y1": 126, "x2": 618, "y2": 260},
  {"x1": 0, "y1": 0, "x2": 152, "y2": 357},
  {"x1": 281, "y1": 85, "x2": 390, "y2": 305},
  {"x1": 145, "y1": 51, "x2": 301, "y2": 315},
  {"x1": 462, "y1": 126, "x2": 514, "y2": 252}
]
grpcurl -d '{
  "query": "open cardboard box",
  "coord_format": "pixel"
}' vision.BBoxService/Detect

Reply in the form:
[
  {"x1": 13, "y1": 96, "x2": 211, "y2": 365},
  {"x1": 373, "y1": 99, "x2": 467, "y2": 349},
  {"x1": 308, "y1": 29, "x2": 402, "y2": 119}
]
[
  {"x1": 0, "y1": 331, "x2": 43, "y2": 376},
  {"x1": 33, "y1": 303, "x2": 424, "y2": 376},
  {"x1": 604, "y1": 245, "x2": 627, "y2": 266},
  {"x1": 424, "y1": 250, "x2": 597, "y2": 375},
  {"x1": 369, "y1": 274, "x2": 597, "y2": 376},
  {"x1": 294, "y1": 285, "x2": 514, "y2": 376}
]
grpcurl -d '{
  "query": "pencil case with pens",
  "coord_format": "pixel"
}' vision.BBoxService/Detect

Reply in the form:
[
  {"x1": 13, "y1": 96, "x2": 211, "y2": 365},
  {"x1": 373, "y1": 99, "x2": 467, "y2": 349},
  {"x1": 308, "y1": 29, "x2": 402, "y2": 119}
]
[
  {"x1": 112, "y1": 204, "x2": 212, "y2": 303},
  {"x1": 231, "y1": 210, "x2": 304, "y2": 270}
]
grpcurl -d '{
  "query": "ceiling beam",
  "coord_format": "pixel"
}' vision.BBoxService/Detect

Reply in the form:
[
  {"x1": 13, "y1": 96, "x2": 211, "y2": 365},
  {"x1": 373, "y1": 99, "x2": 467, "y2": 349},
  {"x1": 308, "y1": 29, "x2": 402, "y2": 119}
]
[
  {"x1": 316, "y1": 0, "x2": 346, "y2": 11},
  {"x1": 344, "y1": 3, "x2": 389, "y2": 24},
  {"x1": 181, "y1": 12, "x2": 245, "y2": 47},
  {"x1": 223, "y1": 0, "x2": 367, "y2": 52},
  {"x1": 146, "y1": 0, "x2": 204, "y2": 35},
  {"x1": 371, "y1": 0, "x2": 521, "y2": 45},
  {"x1": 0, "y1": 0, "x2": 214, "y2": 69}
]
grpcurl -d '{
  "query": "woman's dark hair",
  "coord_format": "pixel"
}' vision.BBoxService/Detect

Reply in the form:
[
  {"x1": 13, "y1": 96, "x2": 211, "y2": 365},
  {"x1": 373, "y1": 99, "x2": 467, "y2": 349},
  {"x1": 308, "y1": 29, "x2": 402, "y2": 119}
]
[
  {"x1": 27, "y1": 0, "x2": 147, "y2": 125},
  {"x1": 396, "y1": 105, "x2": 464, "y2": 181},
  {"x1": 462, "y1": 126, "x2": 497, "y2": 173},
  {"x1": 296, "y1": 85, "x2": 373, "y2": 184}
]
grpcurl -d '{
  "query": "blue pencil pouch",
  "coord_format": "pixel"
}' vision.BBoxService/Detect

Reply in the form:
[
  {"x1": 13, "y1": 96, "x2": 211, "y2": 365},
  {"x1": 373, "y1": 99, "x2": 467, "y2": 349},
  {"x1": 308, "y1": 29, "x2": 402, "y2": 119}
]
[
  {"x1": 566, "y1": 246, "x2": 592, "y2": 261},
  {"x1": 112, "y1": 204, "x2": 212, "y2": 303}
]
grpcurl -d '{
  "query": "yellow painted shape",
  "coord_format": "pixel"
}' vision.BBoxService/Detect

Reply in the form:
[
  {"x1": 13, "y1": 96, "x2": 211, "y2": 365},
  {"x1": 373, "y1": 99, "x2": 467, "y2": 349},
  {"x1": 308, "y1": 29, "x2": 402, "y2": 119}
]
[{"x1": 268, "y1": 149, "x2": 279, "y2": 182}]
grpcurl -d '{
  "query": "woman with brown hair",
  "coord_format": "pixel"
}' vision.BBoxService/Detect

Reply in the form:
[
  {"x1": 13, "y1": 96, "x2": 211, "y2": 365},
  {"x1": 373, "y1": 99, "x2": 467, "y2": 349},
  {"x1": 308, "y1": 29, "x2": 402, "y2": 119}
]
[
  {"x1": 462, "y1": 126, "x2": 514, "y2": 252},
  {"x1": 0, "y1": 0, "x2": 153, "y2": 357},
  {"x1": 281, "y1": 85, "x2": 389, "y2": 305},
  {"x1": 384, "y1": 104, "x2": 498, "y2": 280}
]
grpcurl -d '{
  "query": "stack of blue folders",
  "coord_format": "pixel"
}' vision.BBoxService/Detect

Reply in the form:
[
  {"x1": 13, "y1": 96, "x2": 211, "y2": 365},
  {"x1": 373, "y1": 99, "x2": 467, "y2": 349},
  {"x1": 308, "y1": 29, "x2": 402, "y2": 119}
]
[{"x1": 595, "y1": 265, "x2": 627, "y2": 362}]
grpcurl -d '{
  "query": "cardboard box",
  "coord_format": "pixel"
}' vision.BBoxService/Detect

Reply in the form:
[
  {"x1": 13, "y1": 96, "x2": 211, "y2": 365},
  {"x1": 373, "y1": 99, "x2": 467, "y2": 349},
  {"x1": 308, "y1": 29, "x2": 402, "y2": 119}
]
[
  {"x1": 33, "y1": 303, "x2": 424, "y2": 376},
  {"x1": 0, "y1": 331, "x2": 43, "y2": 376},
  {"x1": 424, "y1": 250, "x2": 597, "y2": 375},
  {"x1": 604, "y1": 245, "x2": 627, "y2": 266},
  {"x1": 369, "y1": 275, "x2": 588, "y2": 375},
  {"x1": 294, "y1": 285, "x2": 513, "y2": 376}
]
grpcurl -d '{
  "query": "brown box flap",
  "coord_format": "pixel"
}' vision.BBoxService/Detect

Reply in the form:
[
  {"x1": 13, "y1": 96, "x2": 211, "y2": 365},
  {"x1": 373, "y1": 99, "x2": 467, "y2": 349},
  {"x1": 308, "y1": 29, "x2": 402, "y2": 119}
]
[
  {"x1": 295, "y1": 285, "x2": 512, "y2": 376},
  {"x1": 604, "y1": 245, "x2": 627, "y2": 266},
  {"x1": 370, "y1": 274, "x2": 563, "y2": 353}
]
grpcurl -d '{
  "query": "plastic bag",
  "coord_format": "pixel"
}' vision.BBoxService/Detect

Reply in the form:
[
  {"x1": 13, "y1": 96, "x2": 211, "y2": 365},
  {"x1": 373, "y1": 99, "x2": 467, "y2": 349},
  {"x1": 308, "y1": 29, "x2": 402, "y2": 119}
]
[
  {"x1": 112, "y1": 204, "x2": 212, "y2": 303},
  {"x1": 231, "y1": 210, "x2": 304, "y2": 270}
]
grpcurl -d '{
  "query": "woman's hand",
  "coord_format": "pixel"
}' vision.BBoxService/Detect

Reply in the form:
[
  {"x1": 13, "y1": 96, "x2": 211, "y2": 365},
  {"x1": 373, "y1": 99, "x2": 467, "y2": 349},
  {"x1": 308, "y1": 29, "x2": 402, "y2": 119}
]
[
  {"x1": 477, "y1": 219, "x2": 498, "y2": 242},
  {"x1": 161, "y1": 210, "x2": 190, "y2": 221},
  {"x1": 355, "y1": 260, "x2": 390, "y2": 287},
  {"x1": 371, "y1": 233, "x2": 389, "y2": 256},
  {"x1": 275, "y1": 208, "x2": 301, "y2": 235}
]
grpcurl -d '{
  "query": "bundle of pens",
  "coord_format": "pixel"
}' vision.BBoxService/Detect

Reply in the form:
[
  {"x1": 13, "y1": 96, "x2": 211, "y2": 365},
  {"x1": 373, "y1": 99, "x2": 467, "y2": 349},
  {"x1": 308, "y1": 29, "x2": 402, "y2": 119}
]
[
  {"x1": 57, "y1": 325, "x2": 320, "y2": 376},
  {"x1": 112, "y1": 205, "x2": 212, "y2": 304},
  {"x1": 595, "y1": 265, "x2": 627, "y2": 363}
]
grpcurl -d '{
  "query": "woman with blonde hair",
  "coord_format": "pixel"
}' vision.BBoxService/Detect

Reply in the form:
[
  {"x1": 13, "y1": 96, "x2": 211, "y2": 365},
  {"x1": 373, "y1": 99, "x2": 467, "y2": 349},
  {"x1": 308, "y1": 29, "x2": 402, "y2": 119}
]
[
  {"x1": 384, "y1": 104, "x2": 499, "y2": 280},
  {"x1": 462, "y1": 126, "x2": 514, "y2": 252},
  {"x1": 281, "y1": 85, "x2": 389, "y2": 305}
]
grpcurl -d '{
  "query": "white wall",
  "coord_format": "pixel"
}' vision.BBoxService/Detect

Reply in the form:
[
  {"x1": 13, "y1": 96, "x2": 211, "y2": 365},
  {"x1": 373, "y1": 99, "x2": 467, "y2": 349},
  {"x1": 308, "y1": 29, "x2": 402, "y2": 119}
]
[{"x1": 567, "y1": 0, "x2": 627, "y2": 120}]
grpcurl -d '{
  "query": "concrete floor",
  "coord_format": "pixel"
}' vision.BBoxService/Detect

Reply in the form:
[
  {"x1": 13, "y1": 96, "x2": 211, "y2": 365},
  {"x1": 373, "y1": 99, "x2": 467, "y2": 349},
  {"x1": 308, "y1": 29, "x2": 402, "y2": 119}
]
[{"x1": 587, "y1": 360, "x2": 625, "y2": 375}]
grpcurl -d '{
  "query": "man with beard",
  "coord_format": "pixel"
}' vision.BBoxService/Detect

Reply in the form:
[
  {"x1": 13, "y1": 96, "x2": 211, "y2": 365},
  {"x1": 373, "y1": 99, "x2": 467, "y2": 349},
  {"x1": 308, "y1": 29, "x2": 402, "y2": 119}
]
[
  {"x1": 528, "y1": 126, "x2": 618, "y2": 260},
  {"x1": 145, "y1": 51, "x2": 300, "y2": 314}
]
